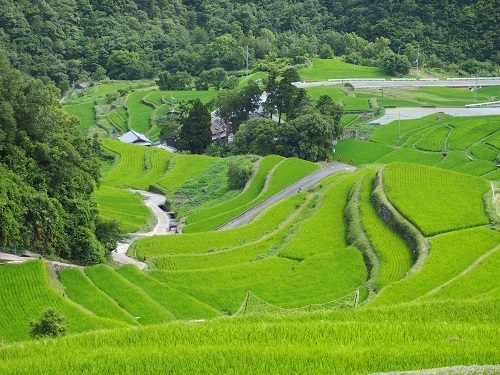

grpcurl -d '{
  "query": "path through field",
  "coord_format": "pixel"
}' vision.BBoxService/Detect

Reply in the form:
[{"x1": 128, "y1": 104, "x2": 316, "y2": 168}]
[
  {"x1": 112, "y1": 190, "x2": 172, "y2": 270},
  {"x1": 219, "y1": 162, "x2": 356, "y2": 229}
]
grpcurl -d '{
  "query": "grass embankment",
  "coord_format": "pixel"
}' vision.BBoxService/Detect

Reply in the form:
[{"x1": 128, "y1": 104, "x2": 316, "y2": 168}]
[
  {"x1": 0, "y1": 298, "x2": 498, "y2": 374},
  {"x1": 182, "y1": 157, "x2": 319, "y2": 232},
  {"x1": 0, "y1": 260, "x2": 127, "y2": 343},
  {"x1": 371, "y1": 227, "x2": 500, "y2": 306}
]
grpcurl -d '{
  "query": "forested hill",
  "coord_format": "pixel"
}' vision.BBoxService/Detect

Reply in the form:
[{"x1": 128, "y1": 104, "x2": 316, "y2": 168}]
[
  {"x1": 0, "y1": 53, "x2": 112, "y2": 265},
  {"x1": 0, "y1": 0, "x2": 498, "y2": 91}
]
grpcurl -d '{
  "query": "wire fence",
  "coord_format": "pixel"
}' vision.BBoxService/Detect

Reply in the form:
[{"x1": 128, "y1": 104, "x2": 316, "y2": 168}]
[{"x1": 233, "y1": 290, "x2": 359, "y2": 317}]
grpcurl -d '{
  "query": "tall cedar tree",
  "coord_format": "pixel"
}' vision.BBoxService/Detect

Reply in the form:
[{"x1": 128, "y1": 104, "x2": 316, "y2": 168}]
[
  {"x1": 177, "y1": 98, "x2": 212, "y2": 154},
  {"x1": 0, "y1": 53, "x2": 106, "y2": 265}
]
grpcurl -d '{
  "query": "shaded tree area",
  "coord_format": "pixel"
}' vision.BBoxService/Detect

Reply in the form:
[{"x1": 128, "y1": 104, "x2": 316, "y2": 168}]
[
  {"x1": 0, "y1": 53, "x2": 112, "y2": 265},
  {"x1": 0, "y1": 0, "x2": 498, "y2": 92},
  {"x1": 231, "y1": 70, "x2": 344, "y2": 162},
  {"x1": 215, "y1": 82, "x2": 262, "y2": 133},
  {"x1": 176, "y1": 98, "x2": 212, "y2": 154}
]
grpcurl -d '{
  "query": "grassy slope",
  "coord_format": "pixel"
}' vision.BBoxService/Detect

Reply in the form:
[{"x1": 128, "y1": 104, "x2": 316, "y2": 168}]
[
  {"x1": 371, "y1": 227, "x2": 500, "y2": 306},
  {"x1": 0, "y1": 298, "x2": 498, "y2": 374},
  {"x1": 383, "y1": 163, "x2": 490, "y2": 236},
  {"x1": 84, "y1": 265, "x2": 175, "y2": 325},
  {"x1": 0, "y1": 260, "x2": 127, "y2": 343}
]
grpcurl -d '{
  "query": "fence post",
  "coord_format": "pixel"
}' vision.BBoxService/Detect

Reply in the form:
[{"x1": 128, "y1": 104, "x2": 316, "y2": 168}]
[
  {"x1": 353, "y1": 289, "x2": 360, "y2": 307},
  {"x1": 243, "y1": 291, "x2": 251, "y2": 315}
]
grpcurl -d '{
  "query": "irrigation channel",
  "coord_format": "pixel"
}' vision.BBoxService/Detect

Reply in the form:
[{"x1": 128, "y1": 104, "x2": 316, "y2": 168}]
[{"x1": 113, "y1": 162, "x2": 356, "y2": 268}]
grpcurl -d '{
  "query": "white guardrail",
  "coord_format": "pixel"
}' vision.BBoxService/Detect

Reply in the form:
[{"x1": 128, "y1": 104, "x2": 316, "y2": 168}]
[
  {"x1": 327, "y1": 78, "x2": 386, "y2": 82},
  {"x1": 465, "y1": 101, "x2": 500, "y2": 107},
  {"x1": 447, "y1": 77, "x2": 500, "y2": 81}
]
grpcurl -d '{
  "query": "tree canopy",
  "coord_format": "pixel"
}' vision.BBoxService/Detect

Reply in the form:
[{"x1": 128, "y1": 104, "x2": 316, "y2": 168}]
[
  {"x1": 0, "y1": 0, "x2": 497, "y2": 91},
  {"x1": 0, "y1": 53, "x2": 108, "y2": 264},
  {"x1": 177, "y1": 98, "x2": 212, "y2": 154}
]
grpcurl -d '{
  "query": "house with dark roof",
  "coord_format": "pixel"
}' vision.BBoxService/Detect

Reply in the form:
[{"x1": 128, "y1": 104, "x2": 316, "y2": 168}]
[
  {"x1": 118, "y1": 129, "x2": 153, "y2": 146},
  {"x1": 74, "y1": 82, "x2": 92, "y2": 92}
]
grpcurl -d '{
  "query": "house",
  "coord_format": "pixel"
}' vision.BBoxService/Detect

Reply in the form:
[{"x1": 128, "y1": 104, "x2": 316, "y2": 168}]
[
  {"x1": 73, "y1": 81, "x2": 92, "y2": 92},
  {"x1": 211, "y1": 110, "x2": 232, "y2": 142},
  {"x1": 118, "y1": 129, "x2": 153, "y2": 146}
]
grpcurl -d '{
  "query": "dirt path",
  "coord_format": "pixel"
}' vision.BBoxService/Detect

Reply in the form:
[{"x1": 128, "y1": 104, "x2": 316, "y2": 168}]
[
  {"x1": 111, "y1": 190, "x2": 172, "y2": 270},
  {"x1": 218, "y1": 162, "x2": 355, "y2": 230}
]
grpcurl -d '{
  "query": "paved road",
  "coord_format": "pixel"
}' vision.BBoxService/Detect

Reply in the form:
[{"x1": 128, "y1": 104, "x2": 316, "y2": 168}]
[
  {"x1": 295, "y1": 79, "x2": 500, "y2": 89},
  {"x1": 218, "y1": 162, "x2": 355, "y2": 230},
  {"x1": 372, "y1": 107, "x2": 500, "y2": 125},
  {"x1": 112, "y1": 190, "x2": 172, "y2": 270}
]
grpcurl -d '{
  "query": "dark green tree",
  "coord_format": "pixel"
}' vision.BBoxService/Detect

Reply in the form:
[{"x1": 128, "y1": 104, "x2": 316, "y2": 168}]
[
  {"x1": 106, "y1": 50, "x2": 141, "y2": 80},
  {"x1": 276, "y1": 113, "x2": 334, "y2": 161},
  {"x1": 232, "y1": 118, "x2": 278, "y2": 156},
  {"x1": 381, "y1": 53, "x2": 411, "y2": 76},
  {"x1": 29, "y1": 308, "x2": 68, "y2": 339},
  {"x1": 265, "y1": 67, "x2": 304, "y2": 124},
  {"x1": 177, "y1": 99, "x2": 212, "y2": 154},
  {"x1": 227, "y1": 161, "x2": 253, "y2": 190},
  {"x1": 0, "y1": 53, "x2": 106, "y2": 264},
  {"x1": 316, "y1": 95, "x2": 345, "y2": 138},
  {"x1": 156, "y1": 71, "x2": 193, "y2": 91},
  {"x1": 215, "y1": 82, "x2": 262, "y2": 133}
]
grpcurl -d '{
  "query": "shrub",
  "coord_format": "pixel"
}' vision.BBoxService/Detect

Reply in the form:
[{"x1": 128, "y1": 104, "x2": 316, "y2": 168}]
[
  {"x1": 227, "y1": 161, "x2": 252, "y2": 190},
  {"x1": 29, "y1": 308, "x2": 68, "y2": 339}
]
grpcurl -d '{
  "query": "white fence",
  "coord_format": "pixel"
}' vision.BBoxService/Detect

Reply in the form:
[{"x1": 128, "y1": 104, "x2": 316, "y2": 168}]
[
  {"x1": 447, "y1": 77, "x2": 500, "y2": 81},
  {"x1": 327, "y1": 78, "x2": 386, "y2": 82},
  {"x1": 465, "y1": 101, "x2": 500, "y2": 107}
]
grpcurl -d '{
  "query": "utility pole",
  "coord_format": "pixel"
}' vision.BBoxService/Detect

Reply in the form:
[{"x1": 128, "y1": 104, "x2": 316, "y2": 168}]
[
  {"x1": 170, "y1": 94, "x2": 175, "y2": 113},
  {"x1": 415, "y1": 46, "x2": 420, "y2": 80},
  {"x1": 474, "y1": 73, "x2": 478, "y2": 104},
  {"x1": 246, "y1": 45, "x2": 249, "y2": 76}
]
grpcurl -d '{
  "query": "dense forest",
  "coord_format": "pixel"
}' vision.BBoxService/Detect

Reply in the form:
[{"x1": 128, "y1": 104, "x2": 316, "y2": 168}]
[
  {"x1": 0, "y1": 52, "x2": 118, "y2": 264},
  {"x1": 0, "y1": 0, "x2": 498, "y2": 91}
]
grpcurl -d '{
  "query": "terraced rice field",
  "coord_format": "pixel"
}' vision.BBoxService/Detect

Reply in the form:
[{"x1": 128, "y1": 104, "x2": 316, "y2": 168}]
[
  {"x1": 336, "y1": 114, "x2": 499, "y2": 179},
  {"x1": 0, "y1": 261, "x2": 126, "y2": 342},
  {"x1": 2, "y1": 99, "x2": 499, "y2": 373},
  {"x1": 383, "y1": 163, "x2": 490, "y2": 236},
  {"x1": 63, "y1": 102, "x2": 96, "y2": 133}
]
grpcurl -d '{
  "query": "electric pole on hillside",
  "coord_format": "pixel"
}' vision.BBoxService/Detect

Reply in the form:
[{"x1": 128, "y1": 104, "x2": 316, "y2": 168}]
[
  {"x1": 415, "y1": 46, "x2": 420, "y2": 80},
  {"x1": 474, "y1": 73, "x2": 478, "y2": 104},
  {"x1": 246, "y1": 45, "x2": 249, "y2": 76}
]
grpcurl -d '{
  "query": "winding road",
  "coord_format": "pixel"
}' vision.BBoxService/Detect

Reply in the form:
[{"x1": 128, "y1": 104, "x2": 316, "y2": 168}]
[{"x1": 111, "y1": 190, "x2": 172, "y2": 270}]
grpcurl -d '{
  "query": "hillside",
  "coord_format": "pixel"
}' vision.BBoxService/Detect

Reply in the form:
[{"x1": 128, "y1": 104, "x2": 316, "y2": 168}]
[
  {"x1": 0, "y1": 157, "x2": 498, "y2": 373},
  {"x1": 0, "y1": 0, "x2": 498, "y2": 91}
]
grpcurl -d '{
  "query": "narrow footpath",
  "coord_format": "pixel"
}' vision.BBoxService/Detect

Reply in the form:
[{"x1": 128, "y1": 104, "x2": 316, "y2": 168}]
[{"x1": 112, "y1": 190, "x2": 172, "y2": 270}]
